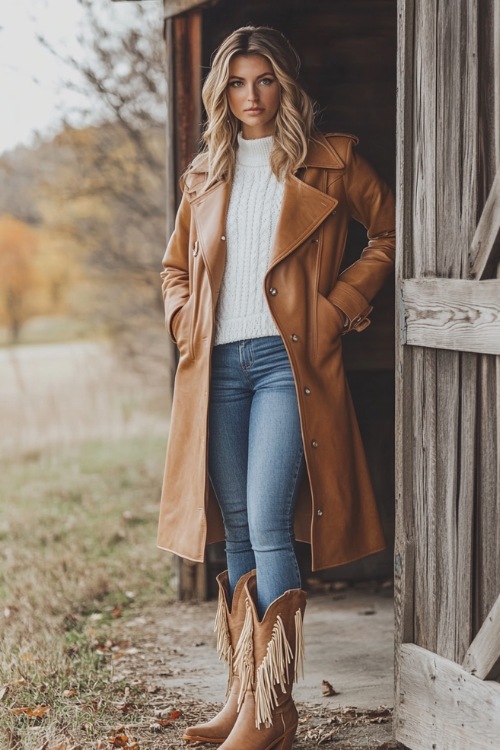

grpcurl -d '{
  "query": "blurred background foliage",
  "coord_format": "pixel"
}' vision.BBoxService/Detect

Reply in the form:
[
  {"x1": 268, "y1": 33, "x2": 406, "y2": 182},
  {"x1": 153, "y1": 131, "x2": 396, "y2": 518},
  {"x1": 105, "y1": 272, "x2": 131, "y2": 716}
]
[
  {"x1": 0, "y1": 0, "x2": 168, "y2": 363},
  {"x1": 0, "y1": 7, "x2": 178, "y2": 743}
]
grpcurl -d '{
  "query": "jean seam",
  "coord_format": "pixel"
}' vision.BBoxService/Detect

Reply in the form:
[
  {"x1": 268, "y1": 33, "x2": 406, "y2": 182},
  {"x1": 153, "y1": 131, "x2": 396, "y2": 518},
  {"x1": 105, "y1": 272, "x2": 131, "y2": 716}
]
[{"x1": 285, "y1": 444, "x2": 305, "y2": 585}]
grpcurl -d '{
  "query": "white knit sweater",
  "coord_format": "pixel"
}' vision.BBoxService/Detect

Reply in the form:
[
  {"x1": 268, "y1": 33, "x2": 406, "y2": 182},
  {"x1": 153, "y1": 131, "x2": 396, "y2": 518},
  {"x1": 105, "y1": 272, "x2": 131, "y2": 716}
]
[{"x1": 214, "y1": 132, "x2": 285, "y2": 346}]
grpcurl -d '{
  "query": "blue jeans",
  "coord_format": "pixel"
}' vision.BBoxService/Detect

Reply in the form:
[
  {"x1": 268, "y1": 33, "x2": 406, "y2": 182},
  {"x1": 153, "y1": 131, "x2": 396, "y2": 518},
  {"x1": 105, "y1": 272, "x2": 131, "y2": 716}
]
[{"x1": 208, "y1": 336, "x2": 305, "y2": 617}]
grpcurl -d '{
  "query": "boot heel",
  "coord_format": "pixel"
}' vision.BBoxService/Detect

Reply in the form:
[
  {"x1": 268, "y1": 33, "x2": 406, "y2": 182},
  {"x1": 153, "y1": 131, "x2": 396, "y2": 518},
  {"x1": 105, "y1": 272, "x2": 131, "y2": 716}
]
[{"x1": 273, "y1": 726, "x2": 297, "y2": 750}]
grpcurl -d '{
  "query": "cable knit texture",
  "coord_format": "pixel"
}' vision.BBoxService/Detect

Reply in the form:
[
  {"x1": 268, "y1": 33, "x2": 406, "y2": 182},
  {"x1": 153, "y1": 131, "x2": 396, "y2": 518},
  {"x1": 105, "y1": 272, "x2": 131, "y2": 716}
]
[{"x1": 214, "y1": 132, "x2": 285, "y2": 346}]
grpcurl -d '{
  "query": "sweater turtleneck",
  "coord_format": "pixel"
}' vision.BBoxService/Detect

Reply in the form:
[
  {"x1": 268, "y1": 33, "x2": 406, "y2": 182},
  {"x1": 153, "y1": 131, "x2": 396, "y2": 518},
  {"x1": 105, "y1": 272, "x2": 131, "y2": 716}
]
[
  {"x1": 213, "y1": 131, "x2": 284, "y2": 346},
  {"x1": 236, "y1": 131, "x2": 274, "y2": 167}
]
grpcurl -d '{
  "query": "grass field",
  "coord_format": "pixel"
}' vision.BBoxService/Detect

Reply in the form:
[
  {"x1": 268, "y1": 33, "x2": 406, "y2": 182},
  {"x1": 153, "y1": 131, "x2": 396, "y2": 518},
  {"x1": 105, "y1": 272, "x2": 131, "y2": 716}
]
[{"x1": 0, "y1": 434, "x2": 174, "y2": 749}]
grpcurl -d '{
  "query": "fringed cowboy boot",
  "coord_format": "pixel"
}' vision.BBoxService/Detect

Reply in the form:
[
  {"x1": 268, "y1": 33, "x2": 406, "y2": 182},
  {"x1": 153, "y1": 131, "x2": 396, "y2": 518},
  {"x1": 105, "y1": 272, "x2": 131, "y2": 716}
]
[
  {"x1": 182, "y1": 569, "x2": 257, "y2": 744},
  {"x1": 218, "y1": 580, "x2": 307, "y2": 750}
]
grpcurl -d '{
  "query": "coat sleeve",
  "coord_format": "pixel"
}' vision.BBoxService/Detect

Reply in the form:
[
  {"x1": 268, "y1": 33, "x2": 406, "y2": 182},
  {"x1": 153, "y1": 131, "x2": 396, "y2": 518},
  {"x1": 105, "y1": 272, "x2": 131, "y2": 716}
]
[
  {"x1": 327, "y1": 143, "x2": 396, "y2": 333},
  {"x1": 160, "y1": 186, "x2": 191, "y2": 343}
]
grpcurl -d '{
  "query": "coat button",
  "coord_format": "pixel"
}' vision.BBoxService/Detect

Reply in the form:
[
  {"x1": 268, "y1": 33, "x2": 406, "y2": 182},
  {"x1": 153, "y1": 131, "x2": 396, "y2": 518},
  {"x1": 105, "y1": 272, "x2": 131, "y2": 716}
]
[
  {"x1": 311, "y1": 238, "x2": 319, "y2": 244},
  {"x1": 291, "y1": 334, "x2": 299, "y2": 342},
  {"x1": 221, "y1": 235, "x2": 226, "y2": 240},
  {"x1": 317, "y1": 509, "x2": 323, "y2": 516},
  {"x1": 304, "y1": 387, "x2": 311, "y2": 395},
  {"x1": 269, "y1": 287, "x2": 278, "y2": 296},
  {"x1": 311, "y1": 440, "x2": 318, "y2": 448}
]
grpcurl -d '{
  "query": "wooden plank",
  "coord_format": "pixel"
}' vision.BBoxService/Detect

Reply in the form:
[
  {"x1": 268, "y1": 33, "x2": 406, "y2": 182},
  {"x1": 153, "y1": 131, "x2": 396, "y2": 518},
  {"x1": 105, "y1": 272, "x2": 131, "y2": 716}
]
[
  {"x1": 463, "y1": 593, "x2": 500, "y2": 680},
  {"x1": 469, "y1": 168, "x2": 500, "y2": 280},
  {"x1": 396, "y1": 643, "x2": 500, "y2": 750},
  {"x1": 475, "y1": 354, "x2": 500, "y2": 631},
  {"x1": 411, "y1": 0, "x2": 438, "y2": 656},
  {"x1": 455, "y1": 352, "x2": 477, "y2": 662},
  {"x1": 402, "y1": 278, "x2": 500, "y2": 355},
  {"x1": 474, "y1": 0, "x2": 500, "y2": 641},
  {"x1": 454, "y1": 0, "x2": 479, "y2": 664},
  {"x1": 164, "y1": 0, "x2": 218, "y2": 20},
  {"x1": 172, "y1": 11, "x2": 203, "y2": 198},
  {"x1": 434, "y1": 0, "x2": 478, "y2": 662},
  {"x1": 394, "y1": 0, "x2": 415, "y2": 734}
]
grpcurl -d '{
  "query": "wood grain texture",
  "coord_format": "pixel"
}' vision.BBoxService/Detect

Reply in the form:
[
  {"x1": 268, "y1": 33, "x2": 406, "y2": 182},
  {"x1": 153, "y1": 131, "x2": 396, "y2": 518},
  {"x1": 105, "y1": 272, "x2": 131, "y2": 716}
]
[
  {"x1": 434, "y1": 1, "x2": 478, "y2": 662},
  {"x1": 172, "y1": 11, "x2": 202, "y2": 194},
  {"x1": 396, "y1": 643, "x2": 500, "y2": 750},
  {"x1": 394, "y1": 2, "x2": 415, "y2": 738},
  {"x1": 463, "y1": 593, "x2": 500, "y2": 680},
  {"x1": 474, "y1": 0, "x2": 500, "y2": 642},
  {"x1": 475, "y1": 356, "x2": 500, "y2": 631},
  {"x1": 164, "y1": 0, "x2": 218, "y2": 19},
  {"x1": 410, "y1": 0, "x2": 438, "y2": 655},
  {"x1": 402, "y1": 278, "x2": 500, "y2": 355},
  {"x1": 469, "y1": 168, "x2": 500, "y2": 280},
  {"x1": 455, "y1": 352, "x2": 477, "y2": 662}
]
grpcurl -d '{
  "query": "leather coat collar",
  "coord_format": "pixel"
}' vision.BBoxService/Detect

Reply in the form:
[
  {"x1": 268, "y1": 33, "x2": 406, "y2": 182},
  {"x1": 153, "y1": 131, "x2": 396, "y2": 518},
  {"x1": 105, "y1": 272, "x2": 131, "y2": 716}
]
[{"x1": 186, "y1": 131, "x2": 349, "y2": 178}]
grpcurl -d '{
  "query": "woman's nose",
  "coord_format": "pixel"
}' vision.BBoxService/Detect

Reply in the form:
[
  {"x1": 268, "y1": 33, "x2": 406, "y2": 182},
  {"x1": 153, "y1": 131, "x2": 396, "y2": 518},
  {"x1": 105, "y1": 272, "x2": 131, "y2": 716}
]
[{"x1": 247, "y1": 85, "x2": 259, "y2": 102}]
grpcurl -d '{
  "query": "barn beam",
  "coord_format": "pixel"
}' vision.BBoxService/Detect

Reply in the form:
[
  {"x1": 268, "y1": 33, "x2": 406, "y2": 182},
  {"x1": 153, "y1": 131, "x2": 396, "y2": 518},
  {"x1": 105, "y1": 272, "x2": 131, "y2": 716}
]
[
  {"x1": 469, "y1": 167, "x2": 500, "y2": 280},
  {"x1": 400, "y1": 278, "x2": 500, "y2": 354},
  {"x1": 396, "y1": 643, "x2": 500, "y2": 750},
  {"x1": 462, "y1": 592, "x2": 500, "y2": 680},
  {"x1": 163, "y1": 0, "x2": 219, "y2": 20}
]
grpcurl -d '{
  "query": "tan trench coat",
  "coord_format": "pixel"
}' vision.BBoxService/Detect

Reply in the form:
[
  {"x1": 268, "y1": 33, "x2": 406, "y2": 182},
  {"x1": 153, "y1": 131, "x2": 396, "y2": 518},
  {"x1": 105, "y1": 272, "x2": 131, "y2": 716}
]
[{"x1": 158, "y1": 132, "x2": 395, "y2": 571}]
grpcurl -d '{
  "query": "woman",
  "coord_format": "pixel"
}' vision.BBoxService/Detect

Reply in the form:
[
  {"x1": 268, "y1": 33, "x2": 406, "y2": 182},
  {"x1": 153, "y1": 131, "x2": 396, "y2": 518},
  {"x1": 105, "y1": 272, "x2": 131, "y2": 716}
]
[{"x1": 159, "y1": 25, "x2": 395, "y2": 750}]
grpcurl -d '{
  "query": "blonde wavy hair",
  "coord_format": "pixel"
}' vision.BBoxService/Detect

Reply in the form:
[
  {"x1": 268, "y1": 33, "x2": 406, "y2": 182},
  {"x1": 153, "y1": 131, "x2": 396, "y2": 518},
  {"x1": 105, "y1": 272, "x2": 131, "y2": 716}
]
[{"x1": 197, "y1": 26, "x2": 319, "y2": 191}]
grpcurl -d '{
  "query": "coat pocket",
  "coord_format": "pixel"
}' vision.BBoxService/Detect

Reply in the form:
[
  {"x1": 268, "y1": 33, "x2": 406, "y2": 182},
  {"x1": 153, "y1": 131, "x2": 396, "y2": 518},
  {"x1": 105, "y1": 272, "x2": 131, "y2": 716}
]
[
  {"x1": 172, "y1": 295, "x2": 195, "y2": 359},
  {"x1": 315, "y1": 291, "x2": 345, "y2": 354}
]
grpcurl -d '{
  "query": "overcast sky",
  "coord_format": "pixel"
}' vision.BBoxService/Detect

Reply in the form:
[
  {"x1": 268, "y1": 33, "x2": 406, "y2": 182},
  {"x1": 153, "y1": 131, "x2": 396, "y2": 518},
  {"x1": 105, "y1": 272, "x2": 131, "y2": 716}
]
[{"x1": 0, "y1": 0, "x2": 162, "y2": 156}]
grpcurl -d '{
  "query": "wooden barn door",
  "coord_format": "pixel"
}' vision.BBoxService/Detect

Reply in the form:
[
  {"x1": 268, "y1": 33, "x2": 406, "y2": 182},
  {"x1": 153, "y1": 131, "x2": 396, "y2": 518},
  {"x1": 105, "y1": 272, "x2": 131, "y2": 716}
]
[{"x1": 394, "y1": 1, "x2": 500, "y2": 748}]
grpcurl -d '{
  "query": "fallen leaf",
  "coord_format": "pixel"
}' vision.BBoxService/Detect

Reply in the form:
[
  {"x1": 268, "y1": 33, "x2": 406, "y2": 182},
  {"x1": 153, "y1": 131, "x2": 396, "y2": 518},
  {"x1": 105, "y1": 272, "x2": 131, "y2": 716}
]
[
  {"x1": 107, "y1": 735, "x2": 129, "y2": 748},
  {"x1": 0, "y1": 685, "x2": 9, "y2": 701},
  {"x1": 12, "y1": 703, "x2": 50, "y2": 718},
  {"x1": 111, "y1": 605, "x2": 123, "y2": 619},
  {"x1": 62, "y1": 689, "x2": 77, "y2": 698},
  {"x1": 322, "y1": 679, "x2": 339, "y2": 696}
]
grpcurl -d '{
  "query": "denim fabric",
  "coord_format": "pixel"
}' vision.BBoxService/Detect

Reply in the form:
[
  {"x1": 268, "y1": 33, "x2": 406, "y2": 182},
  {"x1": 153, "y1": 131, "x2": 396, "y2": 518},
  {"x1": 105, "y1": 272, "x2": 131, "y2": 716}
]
[{"x1": 208, "y1": 335, "x2": 305, "y2": 617}]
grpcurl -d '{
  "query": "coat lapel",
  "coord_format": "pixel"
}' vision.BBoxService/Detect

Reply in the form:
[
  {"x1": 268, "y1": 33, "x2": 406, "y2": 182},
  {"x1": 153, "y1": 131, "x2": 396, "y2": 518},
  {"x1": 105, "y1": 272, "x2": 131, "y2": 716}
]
[
  {"x1": 187, "y1": 131, "x2": 343, "y2": 293},
  {"x1": 190, "y1": 180, "x2": 231, "y2": 300},
  {"x1": 269, "y1": 175, "x2": 338, "y2": 268}
]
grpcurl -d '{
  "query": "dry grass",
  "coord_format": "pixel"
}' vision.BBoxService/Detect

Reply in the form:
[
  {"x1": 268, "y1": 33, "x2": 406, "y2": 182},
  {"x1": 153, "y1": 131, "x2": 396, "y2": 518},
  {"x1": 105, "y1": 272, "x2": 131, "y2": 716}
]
[{"x1": 0, "y1": 435, "x2": 175, "y2": 749}]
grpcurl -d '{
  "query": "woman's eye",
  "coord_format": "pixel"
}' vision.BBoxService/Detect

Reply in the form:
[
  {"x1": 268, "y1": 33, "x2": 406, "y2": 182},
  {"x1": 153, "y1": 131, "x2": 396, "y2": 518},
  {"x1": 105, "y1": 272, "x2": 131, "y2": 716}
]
[
  {"x1": 260, "y1": 78, "x2": 275, "y2": 86},
  {"x1": 229, "y1": 80, "x2": 243, "y2": 88}
]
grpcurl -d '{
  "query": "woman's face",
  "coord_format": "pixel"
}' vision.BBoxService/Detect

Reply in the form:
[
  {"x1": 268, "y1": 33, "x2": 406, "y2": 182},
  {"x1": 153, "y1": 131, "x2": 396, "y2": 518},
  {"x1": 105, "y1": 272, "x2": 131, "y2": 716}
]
[{"x1": 226, "y1": 53, "x2": 281, "y2": 139}]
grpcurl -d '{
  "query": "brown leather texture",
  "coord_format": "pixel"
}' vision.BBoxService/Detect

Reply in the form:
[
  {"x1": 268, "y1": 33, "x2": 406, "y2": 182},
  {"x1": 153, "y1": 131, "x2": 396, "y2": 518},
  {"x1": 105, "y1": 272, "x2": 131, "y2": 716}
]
[
  {"x1": 158, "y1": 132, "x2": 396, "y2": 571},
  {"x1": 183, "y1": 570, "x2": 256, "y2": 743},
  {"x1": 217, "y1": 582, "x2": 306, "y2": 749}
]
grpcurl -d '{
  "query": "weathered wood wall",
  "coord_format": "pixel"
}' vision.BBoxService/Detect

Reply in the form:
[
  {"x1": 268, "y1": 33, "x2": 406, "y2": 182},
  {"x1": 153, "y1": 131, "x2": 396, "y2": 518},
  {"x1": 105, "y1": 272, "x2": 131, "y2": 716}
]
[{"x1": 395, "y1": 0, "x2": 500, "y2": 746}]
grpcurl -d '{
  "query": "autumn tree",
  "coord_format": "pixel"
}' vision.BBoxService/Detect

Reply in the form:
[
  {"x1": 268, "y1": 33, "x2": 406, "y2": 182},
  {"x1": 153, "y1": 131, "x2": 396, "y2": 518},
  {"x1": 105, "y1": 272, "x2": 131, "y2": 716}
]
[
  {"x1": 0, "y1": 215, "x2": 40, "y2": 343},
  {"x1": 38, "y1": 0, "x2": 169, "y2": 370}
]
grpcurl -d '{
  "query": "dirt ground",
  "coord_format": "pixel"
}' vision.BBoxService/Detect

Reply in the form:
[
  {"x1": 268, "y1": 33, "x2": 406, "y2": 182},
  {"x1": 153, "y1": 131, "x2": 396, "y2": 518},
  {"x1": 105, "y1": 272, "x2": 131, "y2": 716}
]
[{"x1": 108, "y1": 585, "x2": 397, "y2": 749}]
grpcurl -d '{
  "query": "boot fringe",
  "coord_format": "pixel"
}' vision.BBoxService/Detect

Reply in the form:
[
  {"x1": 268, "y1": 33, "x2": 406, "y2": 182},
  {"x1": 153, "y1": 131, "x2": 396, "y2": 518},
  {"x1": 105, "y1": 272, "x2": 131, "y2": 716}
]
[
  {"x1": 254, "y1": 614, "x2": 294, "y2": 728},
  {"x1": 294, "y1": 608, "x2": 305, "y2": 682},
  {"x1": 214, "y1": 583, "x2": 233, "y2": 674},
  {"x1": 233, "y1": 599, "x2": 254, "y2": 711}
]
